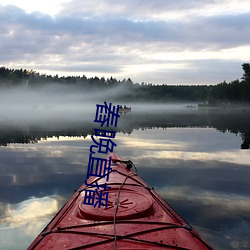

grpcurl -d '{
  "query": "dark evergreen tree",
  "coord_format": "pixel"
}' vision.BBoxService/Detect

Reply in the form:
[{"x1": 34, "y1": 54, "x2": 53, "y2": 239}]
[{"x1": 242, "y1": 63, "x2": 250, "y2": 83}]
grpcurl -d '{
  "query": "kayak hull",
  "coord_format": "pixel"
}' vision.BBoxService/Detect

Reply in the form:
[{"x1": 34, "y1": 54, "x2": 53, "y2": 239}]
[{"x1": 28, "y1": 152, "x2": 213, "y2": 249}]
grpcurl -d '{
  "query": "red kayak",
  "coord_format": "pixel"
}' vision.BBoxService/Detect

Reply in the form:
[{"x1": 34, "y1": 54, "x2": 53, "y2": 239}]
[{"x1": 28, "y1": 152, "x2": 213, "y2": 249}]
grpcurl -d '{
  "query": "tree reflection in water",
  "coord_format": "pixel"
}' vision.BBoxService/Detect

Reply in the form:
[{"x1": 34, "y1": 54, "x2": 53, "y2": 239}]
[{"x1": 0, "y1": 108, "x2": 249, "y2": 149}]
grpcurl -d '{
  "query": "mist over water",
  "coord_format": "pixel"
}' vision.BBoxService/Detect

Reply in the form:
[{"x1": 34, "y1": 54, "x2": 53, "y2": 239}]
[
  {"x1": 0, "y1": 85, "x2": 97, "y2": 122},
  {"x1": 0, "y1": 84, "x2": 198, "y2": 124}
]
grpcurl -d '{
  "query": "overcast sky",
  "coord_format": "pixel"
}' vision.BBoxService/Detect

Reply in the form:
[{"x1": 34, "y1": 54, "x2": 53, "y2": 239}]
[{"x1": 0, "y1": 0, "x2": 250, "y2": 85}]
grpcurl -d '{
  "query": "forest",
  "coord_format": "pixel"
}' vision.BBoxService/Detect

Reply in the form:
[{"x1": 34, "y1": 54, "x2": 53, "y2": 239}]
[{"x1": 0, "y1": 63, "x2": 249, "y2": 104}]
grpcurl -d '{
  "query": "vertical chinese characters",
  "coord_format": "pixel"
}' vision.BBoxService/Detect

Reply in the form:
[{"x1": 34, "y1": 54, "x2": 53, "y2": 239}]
[{"x1": 83, "y1": 102, "x2": 120, "y2": 208}]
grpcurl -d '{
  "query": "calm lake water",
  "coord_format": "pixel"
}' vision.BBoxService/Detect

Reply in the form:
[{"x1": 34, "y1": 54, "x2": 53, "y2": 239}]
[{"x1": 0, "y1": 104, "x2": 250, "y2": 249}]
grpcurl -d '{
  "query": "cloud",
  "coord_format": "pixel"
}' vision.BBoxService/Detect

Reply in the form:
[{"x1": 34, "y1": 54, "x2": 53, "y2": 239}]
[
  {"x1": 10, "y1": 6, "x2": 248, "y2": 49},
  {"x1": 0, "y1": 1, "x2": 250, "y2": 84},
  {"x1": 58, "y1": 0, "x2": 240, "y2": 19}
]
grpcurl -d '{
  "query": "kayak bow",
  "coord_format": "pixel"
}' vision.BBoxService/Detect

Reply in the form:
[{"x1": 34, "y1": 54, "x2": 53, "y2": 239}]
[{"x1": 28, "y1": 152, "x2": 213, "y2": 249}]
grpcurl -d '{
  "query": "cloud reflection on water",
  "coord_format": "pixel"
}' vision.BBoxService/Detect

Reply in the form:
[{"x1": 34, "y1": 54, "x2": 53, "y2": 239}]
[
  {"x1": 0, "y1": 196, "x2": 59, "y2": 229},
  {"x1": 116, "y1": 127, "x2": 249, "y2": 166},
  {"x1": 0, "y1": 196, "x2": 62, "y2": 250},
  {"x1": 154, "y1": 150, "x2": 250, "y2": 166},
  {"x1": 162, "y1": 187, "x2": 250, "y2": 250}
]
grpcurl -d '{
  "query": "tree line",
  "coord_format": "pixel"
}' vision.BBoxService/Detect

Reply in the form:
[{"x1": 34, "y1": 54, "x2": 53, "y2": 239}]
[
  {"x1": 0, "y1": 63, "x2": 249, "y2": 104},
  {"x1": 208, "y1": 63, "x2": 250, "y2": 105}
]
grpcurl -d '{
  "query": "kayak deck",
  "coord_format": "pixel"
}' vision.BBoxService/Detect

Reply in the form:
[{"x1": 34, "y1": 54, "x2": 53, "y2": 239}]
[{"x1": 28, "y1": 152, "x2": 213, "y2": 249}]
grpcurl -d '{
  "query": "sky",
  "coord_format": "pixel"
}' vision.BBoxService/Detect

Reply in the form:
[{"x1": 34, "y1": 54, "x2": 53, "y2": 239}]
[{"x1": 0, "y1": 0, "x2": 250, "y2": 85}]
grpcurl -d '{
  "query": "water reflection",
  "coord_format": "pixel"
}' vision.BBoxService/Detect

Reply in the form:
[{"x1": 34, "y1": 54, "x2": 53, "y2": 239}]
[
  {"x1": 0, "y1": 196, "x2": 63, "y2": 250},
  {"x1": 1, "y1": 196, "x2": 59, "y2": 228},
  {"x1": 0, "y1": 107, "x2": 250, "y2": 149},
  {"x1": 0, "y1": 108, "x2": 250, "y2": 249},
  {"x1": 114, "y1": 127, "x2": 250, "y2": 249}
]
